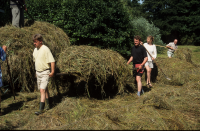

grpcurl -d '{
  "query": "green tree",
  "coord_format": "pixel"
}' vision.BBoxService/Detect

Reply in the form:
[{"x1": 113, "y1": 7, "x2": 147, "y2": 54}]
[
  {"x1": 0, "y1": 0, "x2": 12, "y2": 26},
  {"x1": 142, "y1": 0, "x2": 200, "y2": 45}
]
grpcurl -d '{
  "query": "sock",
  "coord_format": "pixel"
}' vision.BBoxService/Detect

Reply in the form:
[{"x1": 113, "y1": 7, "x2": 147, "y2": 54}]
[
  {"x1": 137, "y1": 91, "x2": 141, "y2": 96},
  {"x1": 39, "y1": 102, "x2": 45, "y2": 111}
]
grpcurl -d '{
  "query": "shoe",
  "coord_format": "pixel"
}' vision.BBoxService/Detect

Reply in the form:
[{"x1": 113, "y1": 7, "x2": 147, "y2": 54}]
[
  {"x1": 146, "y1": 83, "x2": 149, "y2": 88},
  {"x1": 137, "y1": 92, "x2": 140, "y2": 97},
  {"x1": 148, "y1": 83, "x2": 153, "y2": 88},
  {"x1": 35, "y1": 110, "x2": 44, "y2": 115},
  {"x1": 44, "y1": 104, "x2": 50, "y2": 111}
]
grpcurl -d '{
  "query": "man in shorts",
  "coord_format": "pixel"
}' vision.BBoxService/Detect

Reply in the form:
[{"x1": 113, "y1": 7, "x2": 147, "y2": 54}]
[
  {"x1": 32, "y1": 34, "x2": 55, "y2": 115},
  {"x1": 127, "y1": 35, "x2": 148, "y2": 97},
  {"x1": 166, "y1": 39, "x2": 178, "y2": 58}
]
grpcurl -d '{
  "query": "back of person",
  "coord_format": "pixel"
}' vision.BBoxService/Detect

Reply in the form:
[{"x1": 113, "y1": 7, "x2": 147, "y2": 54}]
[{"x1": 143, "y1": 43, "x2": 157, "y2": 61}]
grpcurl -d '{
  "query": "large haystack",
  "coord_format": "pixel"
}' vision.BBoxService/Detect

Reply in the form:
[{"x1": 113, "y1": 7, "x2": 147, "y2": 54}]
[
  {"x1": 0, "y1": 21, "x2": 70, "y2": 92},
  {"x1": 56, "y1": 45, "x2": 133, "y2": 98}
]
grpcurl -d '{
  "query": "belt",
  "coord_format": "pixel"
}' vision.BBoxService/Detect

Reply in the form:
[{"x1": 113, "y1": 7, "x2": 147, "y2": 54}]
[{"x1": 36, "y1": 69, "x2": 50, "y2": 73}]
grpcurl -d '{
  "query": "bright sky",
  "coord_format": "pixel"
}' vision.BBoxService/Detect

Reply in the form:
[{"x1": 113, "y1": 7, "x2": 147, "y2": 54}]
[{"x1": 139, "y1": 0, "x2": 143, "y2": 4}]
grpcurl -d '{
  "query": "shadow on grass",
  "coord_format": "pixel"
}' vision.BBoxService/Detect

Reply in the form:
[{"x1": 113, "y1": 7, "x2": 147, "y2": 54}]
[{"x1": 1, "y1": 97, "x2": 36, "y2": 116}]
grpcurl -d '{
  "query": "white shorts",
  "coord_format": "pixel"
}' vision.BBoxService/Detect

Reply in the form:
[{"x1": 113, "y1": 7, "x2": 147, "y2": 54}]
[
  {"x1": 36, "y1": 70, "x2": 50, "y2": 90},
  {"x1": 167, "y1": 51, "x2": 174, "y2": 57},
  {"x1": 145, "y1": 61, "x2": 154, "y2": 68}
]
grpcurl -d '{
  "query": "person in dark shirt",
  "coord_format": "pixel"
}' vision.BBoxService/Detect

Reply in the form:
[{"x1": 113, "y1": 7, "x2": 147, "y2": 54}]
[{"x1": 127, "y1": 35, "x2": 148, "y2": 97}]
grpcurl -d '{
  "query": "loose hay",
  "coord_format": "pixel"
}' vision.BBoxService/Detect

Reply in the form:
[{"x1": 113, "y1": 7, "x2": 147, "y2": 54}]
[
  {"x1": 174, "y1": 48, "x2": 193, "y2": 63},
  {"x1": 153, "y1": 57, "x2": 200, "y2": 86},
  {"x1": 0, "y1": 21, "x2": 70, "y2": 92},
  {"x1": 56, "y1": 45, "x2": 133, "y2": 98}
]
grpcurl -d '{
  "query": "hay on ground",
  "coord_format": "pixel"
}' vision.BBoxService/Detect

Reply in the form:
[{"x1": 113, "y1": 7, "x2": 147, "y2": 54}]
[
  {"x1": 0, "y1": 21, "x2": 70, "y2": 92},
  {"x1": 56, "y1": 45, "x2": 133, "y2": 98},
  {"x1": 174, "y1": 48, "x2": 193, "y2": 63},
  {"x1": 153, "y1": 57, "x2": 200, "y2": 86}
]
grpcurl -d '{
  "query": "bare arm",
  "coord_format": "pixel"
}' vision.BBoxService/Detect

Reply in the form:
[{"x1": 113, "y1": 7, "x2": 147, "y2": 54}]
[
  {"x1": 127, "y1": 56, "x2": 133, "y2": 65},
  {"x1": 2, "y1": 45, "x2": 7, "y2": 52},
  {"x1": 138, "y1": 57, "x2": 148, "y2": 70},
  {"x1": 49, "y1": 62, "x2": 55, "y2": 77},
  {"x1": 166, "y1": 45, "x2": 174, "y2": 50}
]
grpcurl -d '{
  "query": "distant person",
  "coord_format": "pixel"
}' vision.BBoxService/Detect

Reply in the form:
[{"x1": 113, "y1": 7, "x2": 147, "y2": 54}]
[
  {"x1": 10, "y1": 0, "x2": 27, "y2": 28},
  {"x1": 143, "y1": 36, "x2": 157, "y2": 88},
  {"x1": 166, "y1": 39, "x2": 178, "y2": 58},
  {"x1": 127, "y1": 35, "x2": 148, "y2": 97},
  {"x1": 32, "y1": 34, "x2": 55, "y2": 115},
  {"x1": 0, "y1": 45, "x2": 7, "y2": 116}
]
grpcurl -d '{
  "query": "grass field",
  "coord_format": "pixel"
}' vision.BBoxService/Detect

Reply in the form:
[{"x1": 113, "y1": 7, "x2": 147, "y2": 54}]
[{"x1": 0, "y1": 46, "x2": 200, "y2": 130}]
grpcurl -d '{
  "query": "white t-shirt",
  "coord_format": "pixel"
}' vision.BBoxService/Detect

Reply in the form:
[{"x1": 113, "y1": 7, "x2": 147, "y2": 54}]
[
  {"x1": 143, "y1": 43, "x2": 157, "y2": 61},
  {"x1": 167, "y1": 42, "x2": 178, "y2": 52},
  {"x1": 33, "y1": 45, "x2": 55, "y2": 72}
]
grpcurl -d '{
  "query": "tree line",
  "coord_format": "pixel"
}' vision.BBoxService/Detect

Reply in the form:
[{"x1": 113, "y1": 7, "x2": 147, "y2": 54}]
[{"x1": 3, "y1": 0, "x2": 198, "y2": 58}]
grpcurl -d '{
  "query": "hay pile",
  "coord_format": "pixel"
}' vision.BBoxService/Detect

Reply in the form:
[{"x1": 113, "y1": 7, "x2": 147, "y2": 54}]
[
  {"x1": 13, "y1": 83, "x2": 200, "y2": 130},
  {"x1": 174, "y1": 48, "x2": 193, "y2": 63},
  {"x1": 56, "y1": 45, "x2": 133, "y2": 98},
  {"x1": 0, "y1": 21, "x2": 70, "y2": 92},
  {"x1": 154, "y1": 57, "x2": 200, "y2": 86}
]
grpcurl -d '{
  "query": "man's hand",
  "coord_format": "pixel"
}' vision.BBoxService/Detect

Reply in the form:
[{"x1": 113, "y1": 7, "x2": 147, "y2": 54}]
[
  {"x1": 152, "y1": 57, "x2": 155, "y2": 61},
  {"x1": 49, "y1": 72, "x2": 54, "y2": 77},
  {"x1": 138, "y1": 65, "x2": 143, "y2": 70},
  {"x1": 2, "y1": 45, "x2": 7, "y2": 52}
]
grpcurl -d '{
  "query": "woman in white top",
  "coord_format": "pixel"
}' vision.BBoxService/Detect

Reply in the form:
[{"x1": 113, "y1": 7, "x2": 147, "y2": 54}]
[{"x1": 143, "y1": 36, "x2": 157, "y2": 88}]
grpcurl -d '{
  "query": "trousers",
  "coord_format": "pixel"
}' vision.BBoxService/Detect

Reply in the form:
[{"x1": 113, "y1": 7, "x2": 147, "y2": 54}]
[{"x1": 11, "y1": 7, "x2": 24, "y2": 28}]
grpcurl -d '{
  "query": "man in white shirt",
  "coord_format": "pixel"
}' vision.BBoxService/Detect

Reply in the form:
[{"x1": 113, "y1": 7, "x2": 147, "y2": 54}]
[
  {"x1": 166, "y1": 39, "x2": 178, "y2": 58},
  {"x1": 32, "y1": 34, "x2": 55, "y2": 115}
]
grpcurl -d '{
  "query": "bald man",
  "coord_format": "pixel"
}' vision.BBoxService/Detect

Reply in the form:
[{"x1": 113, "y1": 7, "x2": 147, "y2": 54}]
[{"x1": 166, "y1": 39, "x2": 178, "y2": 58}]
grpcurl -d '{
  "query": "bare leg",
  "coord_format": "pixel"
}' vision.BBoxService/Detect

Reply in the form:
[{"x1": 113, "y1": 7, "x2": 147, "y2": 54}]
[
  {"x1": 45, "y1": 87, "x2": 49, "y2": 99},
  {"x1": 40, "y1": 89, "x2": 46, "y2": 102},
  {"x1": 136, "y1": 76, "x2": 142, "y2": 92},
  {"x1": 145, "y1": 65, "x2": 152, "y2": 84}
]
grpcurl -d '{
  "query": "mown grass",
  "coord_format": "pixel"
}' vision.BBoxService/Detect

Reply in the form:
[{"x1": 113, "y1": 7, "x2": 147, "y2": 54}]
[{"x1": 0, "y1": 46, "x2": 200, "y2": 130}]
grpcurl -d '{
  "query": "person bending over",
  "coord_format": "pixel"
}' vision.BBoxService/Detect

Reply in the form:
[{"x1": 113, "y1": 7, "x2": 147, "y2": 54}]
[{"x1": 166, "y1": 39, "x2": 178, "y2": 58}]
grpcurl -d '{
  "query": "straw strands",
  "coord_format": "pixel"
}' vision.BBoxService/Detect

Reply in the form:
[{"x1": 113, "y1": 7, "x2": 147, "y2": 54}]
[
  {"x1": 0, "y1": 21, "x2": 70, "y2": 92},
  {"x1": 56, "y1": 45, "x2": 133, "y2": 98}
]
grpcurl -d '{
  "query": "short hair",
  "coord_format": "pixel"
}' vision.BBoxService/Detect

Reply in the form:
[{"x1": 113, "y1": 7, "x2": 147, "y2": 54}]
[
  {"x1": 147, "y1": 35, "x2": 154, "y2": 42},
  {"x1": 134, "y1": 35, "x2": 142, "y2": 41},
  {"x1": 32, "y1": 34, "x2": 43, "y2": 41},
  {"x1": 174, "y1": 39, "x2": 178, "y2": 41}
]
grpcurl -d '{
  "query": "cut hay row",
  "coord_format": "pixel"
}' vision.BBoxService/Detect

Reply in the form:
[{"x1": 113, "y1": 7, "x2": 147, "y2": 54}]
[
  {"x1": 0, "y1": 21, "x2": 70, "y2": 92},
  {"x1": 153, "y1": 57, "x2": 200, "y2": 86},
  {"x1": 9, "y1": 82, "x2": 200, "y2": 130},
  {"x1": 174, "y1": 48, "x2": 193, "y2": 63},
  {"x1": 56, "y1": 45, "x2": 133, "y2": 98}
]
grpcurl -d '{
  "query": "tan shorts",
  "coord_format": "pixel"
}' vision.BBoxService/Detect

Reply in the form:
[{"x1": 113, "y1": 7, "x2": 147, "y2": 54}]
[
  {"x1": 145, "y1": 61, "x2": 154, "y2": 68},
  {"x1": 36, "y1": 70, "x2": 50, "y2": 90}
]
